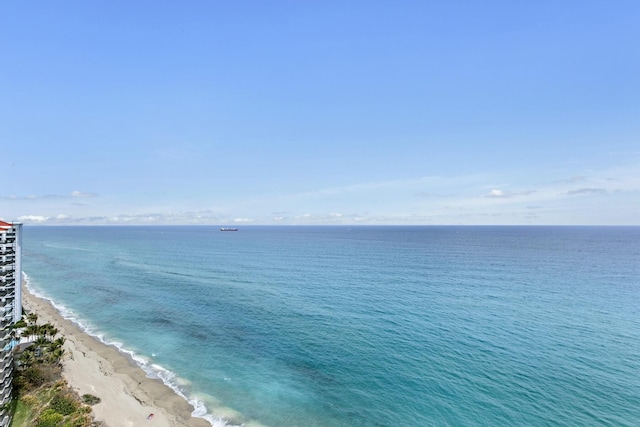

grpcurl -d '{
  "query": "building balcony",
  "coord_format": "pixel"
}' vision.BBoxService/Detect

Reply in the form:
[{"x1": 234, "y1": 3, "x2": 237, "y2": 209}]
[
  {"x1": 0, "y1": 354, "x2": 12, "y2": 370},
  {"x1": 0, "y1": 334, "x2": 10, "y2": 346},
  {"x1": 0, "y1": 383, "x2": 11, "y2": 402},
  {"x1": 0, "y1": 388, "x2": 11, "y2": 409},
  {"x1": 0, "y1": 368, "x2": 11, "y2": 387}
]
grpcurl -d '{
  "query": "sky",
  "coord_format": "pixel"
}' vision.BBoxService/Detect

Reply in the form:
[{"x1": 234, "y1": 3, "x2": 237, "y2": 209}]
[{"x1": 1, "y1": 1, "x2": 639, "y2": 225}]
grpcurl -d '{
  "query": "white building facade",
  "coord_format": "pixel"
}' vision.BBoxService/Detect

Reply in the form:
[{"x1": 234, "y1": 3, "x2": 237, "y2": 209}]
[{"x1": 0, "y1": 221, "x2": 22, "y2": 427}]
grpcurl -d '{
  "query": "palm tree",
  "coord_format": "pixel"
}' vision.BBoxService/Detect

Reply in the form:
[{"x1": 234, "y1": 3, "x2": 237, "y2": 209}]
[
  {"x1": 52, "y1": 337, "x2": 65, "y2": 349},
  {"x1": 18, "y1": 350, "x2": 36, "y2": 368},
  {"x1": 33, "y1": 336, "x2": 49, "y2": 358},
  {"x1": 38, "y1": 323, "x2": 50, "y2": 338},
  {"x1": 21, "y1": 324, "x2": 38, "y2": 342},
  {"x1": 45, "y1": 347, "x2": 65, "y2": 365},
  {"x1": 48, "y1": 326, "x2": 59, "y2": 340},
  {"x1": 26, "y1": 312, "x2": 38, "y2": 325},
  {"x1": 12, "y1": 318, "x2": 26, "y2": 329},
  {"x1": 40, "y1": 323, "x2": 53, "y2": 340}
]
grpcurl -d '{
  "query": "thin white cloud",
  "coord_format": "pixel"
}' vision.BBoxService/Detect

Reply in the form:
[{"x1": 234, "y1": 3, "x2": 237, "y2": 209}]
[
  {"x1": 4, "y1": 158, "x2": 638, "y2": 225},
  {"x1": 279, "y1": 174, "x2": 484, "y2": 202},
  {"x1": 4, "y1": 191, "x2": 97, "y2": 200},
  {"x1": 564, "y1": 188, "x2": 607, "y2": 195},
  {"x1": 71, "y1": 191, "x2": 97, "y2": 198},
  {"x1": 485, "y1": 189, "x2": 536, "y2": 198},
  {"x1": 4, "y1": 194, "x2": 63, "y2": 200},
  {"x1": 414, "y1": 191, "x2": 451, "y2": 198},
  {"x1": 233, "y1": 218, "x2": 254, "y2": 223},
  {"x1": 17, "y1": 215, "x2": 49, "y2": 223},
  {"x1": 553, "y1": 176, "x2": 585, "y2": 184},
  {"x1": 486, "y1": 189, "x2": 507, "y2": 198}
]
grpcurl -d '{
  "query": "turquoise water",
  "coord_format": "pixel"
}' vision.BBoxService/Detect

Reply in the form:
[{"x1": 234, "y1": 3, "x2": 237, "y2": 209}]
[{"x1": 21, "y1": 226, "x2": 640, "y2": 426}]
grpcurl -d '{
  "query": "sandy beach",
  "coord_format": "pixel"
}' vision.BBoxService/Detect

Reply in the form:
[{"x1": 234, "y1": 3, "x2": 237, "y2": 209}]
[{"x1": 20, "y1": 285, "x2": 211, "y2": 427}]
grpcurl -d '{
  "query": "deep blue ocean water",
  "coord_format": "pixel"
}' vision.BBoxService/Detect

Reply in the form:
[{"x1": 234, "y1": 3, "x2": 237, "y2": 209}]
[{"x1": 21, "y1": 226, "x2": 640, "y2": 426}]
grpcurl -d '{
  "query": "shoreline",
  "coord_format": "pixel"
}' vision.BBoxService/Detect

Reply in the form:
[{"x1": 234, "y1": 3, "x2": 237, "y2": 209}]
[{"x1": 21, "y1": 283, "x2": 212, "y2": 427}]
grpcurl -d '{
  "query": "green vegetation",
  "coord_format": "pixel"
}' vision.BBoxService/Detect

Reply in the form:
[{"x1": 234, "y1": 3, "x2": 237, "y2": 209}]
[
  {"x1": 80, "y1": 395, "x2": 100, "y2": 406},
  {"x1": 9, "y1": 313, "x2": 100, "y2": 427},
  {"x1": 9, "y1": 399, "x2": 31, "y2": 426}
]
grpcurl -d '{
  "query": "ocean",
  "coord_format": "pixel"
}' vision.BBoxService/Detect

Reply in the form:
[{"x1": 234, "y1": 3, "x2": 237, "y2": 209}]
[{"x1": 21, "y1": 226, "x2": 640, "y2": 426}]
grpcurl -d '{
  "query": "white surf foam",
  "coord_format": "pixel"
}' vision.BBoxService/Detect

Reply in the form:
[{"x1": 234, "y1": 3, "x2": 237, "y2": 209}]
[{"x1": 23, "y1": 272, "x2": 243, "y2": 427}]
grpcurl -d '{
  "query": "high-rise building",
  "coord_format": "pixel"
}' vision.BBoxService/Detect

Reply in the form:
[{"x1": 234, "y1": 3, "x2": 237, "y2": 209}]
[{"x1": 0, "y1": 221, "x2": 22, "y2": 427}]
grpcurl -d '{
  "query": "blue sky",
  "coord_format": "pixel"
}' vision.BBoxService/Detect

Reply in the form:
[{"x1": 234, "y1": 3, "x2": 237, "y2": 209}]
[{"x1": 2, "y1": 1, "x2": 639, "y2": 225}]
